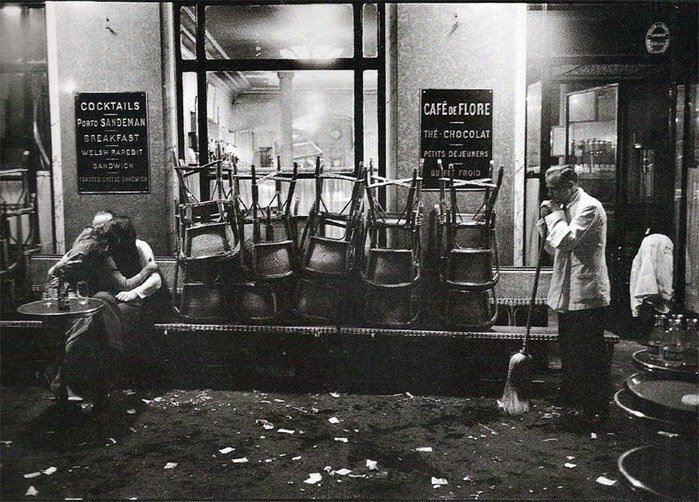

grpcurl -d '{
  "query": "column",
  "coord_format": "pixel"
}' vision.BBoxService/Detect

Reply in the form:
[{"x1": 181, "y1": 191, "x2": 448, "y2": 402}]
[{"x1": 278, "y1": 71, "x2": 294, "y2": 169}]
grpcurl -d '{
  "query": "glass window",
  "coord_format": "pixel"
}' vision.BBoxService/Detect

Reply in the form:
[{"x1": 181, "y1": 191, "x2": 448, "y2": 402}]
[
  {"x1": 178, "y1": 2, "x2": 383, "y2": 202},
  {"x1": 363, "y1": 71, "x2": 378, "y2": 166},
  {"x1": 27, "y1": 7, "x2": 46, "y2": 63},
  {"x1": 566, "y1": 84, "x2": 618, "y2": 225},
  {"x1": 180, "y1": 72, "x2": 199, "y2": 164},
  {"x1": 207, "y1": 70, "x2": 354, "y2": 172},
  {"x1": 524, "y1": 81, "x2": 542, "y2": 266},
  {"x1": 204, "y1": 4, "x2": 354, "y2": 60},
  {"x1": 1, "y1": 5, "x2": 24, "y2": 64},
  {"x1": 363, "y1": 4, "x2": 378, "y2": 58},
  {"x1": 179, "y1": 6, "x2": 196, "y2": 60}
]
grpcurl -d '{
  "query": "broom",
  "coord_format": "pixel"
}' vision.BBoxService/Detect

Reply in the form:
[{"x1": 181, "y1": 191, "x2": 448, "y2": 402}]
[{"x1": 498, "y1": 229, "x2": 547, "y2": 415}]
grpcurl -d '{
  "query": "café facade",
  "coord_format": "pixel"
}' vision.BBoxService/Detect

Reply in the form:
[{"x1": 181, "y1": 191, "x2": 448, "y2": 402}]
[{"x1": 1, "y1": 1, "x2": 697, "y2": 324}]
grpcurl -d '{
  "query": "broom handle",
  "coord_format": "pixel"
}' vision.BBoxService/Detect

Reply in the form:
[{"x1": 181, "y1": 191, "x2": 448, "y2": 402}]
[{"x1": 522, "y1": 228, "x2": 547, "y2": 354}]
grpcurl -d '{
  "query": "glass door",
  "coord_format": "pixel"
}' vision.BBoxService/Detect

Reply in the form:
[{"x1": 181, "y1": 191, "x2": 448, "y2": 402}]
[{"x1": 565, "y1": 84, "x2": 618, "y2": 232}]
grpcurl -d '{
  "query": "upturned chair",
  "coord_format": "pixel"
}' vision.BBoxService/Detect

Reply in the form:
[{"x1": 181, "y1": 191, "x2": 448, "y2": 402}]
[
  {"x1": 232, "y1": 159, "x2": 299, "y2": 322},
  {"x1": 359, "y1": 163, "x2": 423, "y2": 326},
  {"x1": 298, "y1": 157, "x2": 364, "y2": 278},
  {"x1": 436, "y1": 161, "x2": 504, "y2": 330},
  {"x1": 294, "y1": 157, "x2": 364, "y2": 323}
]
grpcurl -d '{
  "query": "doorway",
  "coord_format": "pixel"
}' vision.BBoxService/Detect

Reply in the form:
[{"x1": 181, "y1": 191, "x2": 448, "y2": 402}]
[{"x1": 525, "y1": 78, "x2": 678, "y2": 336}]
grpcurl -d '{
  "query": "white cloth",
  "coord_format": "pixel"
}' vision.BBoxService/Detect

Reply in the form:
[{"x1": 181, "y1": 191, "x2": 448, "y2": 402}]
[
  {"x1": 133, "y1": 239, "x2": 161, "y2": 299},
  {"x1": 629, "y1": 233, "x2": 673, "y2": 317},
  {"x1": 537, "y1": 187, "x2": 610, "y2": 313}
]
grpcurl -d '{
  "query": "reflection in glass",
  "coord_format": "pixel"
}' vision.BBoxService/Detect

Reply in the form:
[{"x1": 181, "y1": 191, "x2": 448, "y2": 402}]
[
  {"x1": 204, "y1": 70, "x2": 354, "y2": 172},
  {"x1": 524, "y1": 81, "x2": 542, "y2": 265},
  {"x1": 181, "y1": 72, "x2": 199, "y2": 165},
  {"x1": 363, "y1": 71, "x2": 378, "y2": 166},
  {"x1": 566, "y1": 85, "x2": 617, "y2": 208},
  {"x1": 205, "y1": 4, "x2": 354, "y2": 60},
  {"x1": 0, "y1": 5, "x2": 23, "y2": 64},
  {"x1": 363, "y1": 4, "x2": 378, "y2": 57},
  {"x1": 203, "y1": 70, "x2": 355, "y2": 213},
  {"x1": 179, "y1": 5, "x2": 196, "y2": 60}
]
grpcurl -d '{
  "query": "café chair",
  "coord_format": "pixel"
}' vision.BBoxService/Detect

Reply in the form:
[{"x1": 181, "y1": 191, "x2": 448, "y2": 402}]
[
  {"x1": 359, "y1": 164, "x2": 423, "y2": 326},
  {"x1": 441, "y1": 288, "x2": 499, "y2": 331},
  {"x1": 294, "y1": 276, "x2": 342, "y2": 323},
  {"x1": 295, "y1": 158, "x2": 364, "y2": 323},
  {"x1": 232, "y1": 281, "x2": 280, "y2": 323},
  {"x1": 298, "y1": 157, "x2": 364, "y2": 278},
  {"x1": 232, "y1": 160, "x2": 299, "y2": 321},
  {"x1": 436, "y1": 162, "x2": 504, "y2": 331}
]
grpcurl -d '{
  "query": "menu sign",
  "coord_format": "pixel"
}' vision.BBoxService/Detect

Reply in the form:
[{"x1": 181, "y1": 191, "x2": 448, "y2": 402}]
[
  {"x1": 420, "y1": 89, "x2": 493, "y2": 189},
  {"x1": 75, "y1": 92, "x2": 149, "y2": 193}
]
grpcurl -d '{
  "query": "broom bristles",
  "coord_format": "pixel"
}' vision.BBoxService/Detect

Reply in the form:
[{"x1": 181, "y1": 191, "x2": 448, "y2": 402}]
[{"x1": 498, "y1": 351, "x2": 532, "y2": 416}]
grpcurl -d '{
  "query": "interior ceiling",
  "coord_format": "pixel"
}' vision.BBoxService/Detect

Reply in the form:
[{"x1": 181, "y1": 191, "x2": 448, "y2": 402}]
[
  {"x1": 205, "y1": 4, "x2": 353, "y2": 51},
  {"x1": 552, "y1": 63, "x2": 665, "y2": 78}
]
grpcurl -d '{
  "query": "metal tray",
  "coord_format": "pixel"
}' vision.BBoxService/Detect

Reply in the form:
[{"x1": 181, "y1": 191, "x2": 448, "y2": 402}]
[{"x1": 625, "y1": 372, "x2": 698, "y2": 422}]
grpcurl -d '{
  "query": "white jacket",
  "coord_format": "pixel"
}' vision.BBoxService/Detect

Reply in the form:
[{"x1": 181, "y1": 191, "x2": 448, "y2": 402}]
[
  {"x1": 537, "y1": 187, "x2": 610, "y2": 312},
  {"x1": 629, "y1": 233, "x2": 673, "y2": 317}
]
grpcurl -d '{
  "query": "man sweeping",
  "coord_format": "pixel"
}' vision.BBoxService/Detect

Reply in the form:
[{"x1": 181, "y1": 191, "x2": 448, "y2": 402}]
[{"x1": 538, "y1": 165, "x2": 611, "y2": 425}]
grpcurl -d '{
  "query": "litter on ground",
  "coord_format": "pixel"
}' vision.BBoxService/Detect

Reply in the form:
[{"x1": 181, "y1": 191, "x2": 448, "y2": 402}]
[
  {"x1": 596, "y1": 476, "x2": 617, "y2": 486},
  {"x1": 304, "y1": 473, "x2": 322, "y2": 484}
]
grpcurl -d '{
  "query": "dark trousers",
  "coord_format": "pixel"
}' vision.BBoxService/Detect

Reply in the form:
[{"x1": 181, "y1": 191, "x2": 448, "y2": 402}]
[
  {"x1": 61, "y1": 291, "x2": 145, "y2": 399},
  {"x1": 558, "y1": 307, "x2": 610, "y2": 415}
]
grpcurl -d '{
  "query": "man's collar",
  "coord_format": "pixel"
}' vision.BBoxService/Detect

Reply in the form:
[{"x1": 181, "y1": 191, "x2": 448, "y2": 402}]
[{"x1": 567, "y1": 186, "x2": 582, "y2": 205}]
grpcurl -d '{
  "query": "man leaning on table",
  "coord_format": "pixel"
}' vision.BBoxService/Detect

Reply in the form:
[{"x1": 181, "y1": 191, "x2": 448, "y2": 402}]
[{"x1": 537, "y1": 165, "x2": 611, "y2": 424}]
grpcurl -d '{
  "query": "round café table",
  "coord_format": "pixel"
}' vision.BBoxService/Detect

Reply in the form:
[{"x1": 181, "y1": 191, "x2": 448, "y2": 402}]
[
  {"x1": 618, "y1": 444, "x2": 698, "y2": 500},
  {"x1": 616, "y1": 351, "x2": 698, "y2": 498},
  {"x1": 17, "y1": 297, "x2": 104, "y2": 403}
]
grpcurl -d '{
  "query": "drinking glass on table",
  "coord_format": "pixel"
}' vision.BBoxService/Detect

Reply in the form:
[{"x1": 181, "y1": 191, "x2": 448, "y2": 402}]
[
  {"x1": 76, "y1": 281, "x2": 89, "y2": 305},
  {"x1": 42, "y1": 284, "x2": 57, "y2": 306}
]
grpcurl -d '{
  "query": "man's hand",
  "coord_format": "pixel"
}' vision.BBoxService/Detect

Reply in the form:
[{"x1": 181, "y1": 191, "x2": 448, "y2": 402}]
[
  {"x1": 145, "y1": 261, "x2": 159, "y2": 273},
  {"x1": 539, "y1": 200, "x2": 559, "y2": 218},
  {"x1": 116, "y1": 290, "x2": 138, "y2": 302}
]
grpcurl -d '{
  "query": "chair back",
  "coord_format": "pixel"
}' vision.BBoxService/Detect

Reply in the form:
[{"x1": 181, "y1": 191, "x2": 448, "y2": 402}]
[
  {"x1": 250, "y1": 240, "x2": 296, "y2": 280},
  {"x1": 299, "y1": 157, "x2": 364, "y2": 276},
  {"x1": 442, "y1": 289, "x2": 499, "y2": 331},
  {"x1": 294, "y1": 277, "x2": 340, "y2": 322},
  {"x1": 364, "y1": 248, "x2": 416, "y2": 285},
  {"x1": 442, "y1": 248, "x2": 499, "y2": 289},
  {"x1": 363, "y1": 282, "x2": 420, "y2": 327}
]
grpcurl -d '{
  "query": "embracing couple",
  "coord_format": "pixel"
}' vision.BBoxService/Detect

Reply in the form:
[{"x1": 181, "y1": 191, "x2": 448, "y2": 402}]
[{"x1": 46, "y1": 211, "x2": 169, "y2": 408}]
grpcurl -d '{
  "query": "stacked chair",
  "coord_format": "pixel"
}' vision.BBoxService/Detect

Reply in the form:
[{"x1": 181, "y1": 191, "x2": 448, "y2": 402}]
[
  {"x1": 437, "y1": 161, "x2": 504, "y2": 330},
  {"x1": 173, "y1": 155, "x2": 240, "y2": 321},
  {"x1": 360, "y1": 163, "x2": 423, "y2": 326},
  {"x1": 295, "y1": 158, "x2": 364, "y2": 324},
  {"x1": 232, "y1": 159, "x2": 299, "y2": 322}
]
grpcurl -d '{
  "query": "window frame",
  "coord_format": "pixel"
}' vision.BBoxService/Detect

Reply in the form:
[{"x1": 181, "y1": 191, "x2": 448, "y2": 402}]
[{"x1": 174, "y1": 1, "x2": 385, "y2": 201}]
